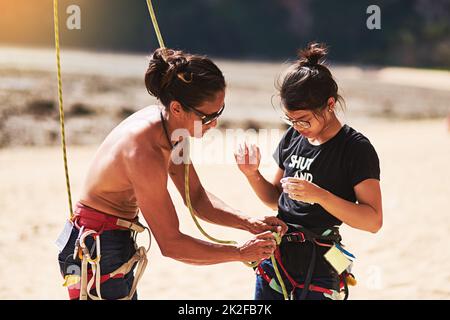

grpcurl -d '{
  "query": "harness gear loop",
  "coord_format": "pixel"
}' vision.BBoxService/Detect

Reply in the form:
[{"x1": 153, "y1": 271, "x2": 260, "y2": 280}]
[{"x1": 76, "y1": 217, "x2": 150, "y2": 300}]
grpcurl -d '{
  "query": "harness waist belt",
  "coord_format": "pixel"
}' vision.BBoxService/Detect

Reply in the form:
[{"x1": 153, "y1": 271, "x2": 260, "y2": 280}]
[
  {"x1": 73, "y1": 202, "x2": 145, "y2": 233},
  {"x1": 282, "y1": 223, "x2": 342, "y2": 243}
]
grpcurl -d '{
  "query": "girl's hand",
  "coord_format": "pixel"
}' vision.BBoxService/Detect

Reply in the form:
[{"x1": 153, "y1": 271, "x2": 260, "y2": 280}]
[
  {"x1": 234, "y1": 142, "x2": 261, "y2": 177},
  {"x1": 281, "y1": 177, "x2": 326, "y2": 205}
]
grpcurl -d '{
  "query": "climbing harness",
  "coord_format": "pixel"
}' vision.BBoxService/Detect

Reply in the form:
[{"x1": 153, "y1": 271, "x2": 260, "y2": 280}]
[
  {"x1": 255, "y1": 223, "x2": 357, "y2": 300},
  {"x1": 65, "y1": 203, "x2": 151, "y2": 300}
]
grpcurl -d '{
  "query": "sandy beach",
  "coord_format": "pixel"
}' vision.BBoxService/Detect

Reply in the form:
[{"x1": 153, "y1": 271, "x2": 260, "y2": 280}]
[
  {"x1": 0, "y1": 118, "x2": 449, "y2": 299},
  {"x1": 0, "y1": 47, "x2": 449, "y2": 299}
]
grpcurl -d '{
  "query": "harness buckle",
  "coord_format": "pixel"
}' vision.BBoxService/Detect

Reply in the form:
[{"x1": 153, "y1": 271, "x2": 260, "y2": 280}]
[
  {"x1": 288, "y1": 232, "x2": 305, "y2": 243},
  {"x1": 72, "y1": 226, "x2": 84, "y2": 260}
]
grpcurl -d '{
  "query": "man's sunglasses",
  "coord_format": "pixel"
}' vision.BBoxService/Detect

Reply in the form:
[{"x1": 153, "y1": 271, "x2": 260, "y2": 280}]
[{"x1": 184, "y1": 103, "x2": 225, "y2": 125}]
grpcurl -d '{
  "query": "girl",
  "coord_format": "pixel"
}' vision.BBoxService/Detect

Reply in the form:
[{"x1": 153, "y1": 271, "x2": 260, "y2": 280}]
[{"x1": 235, "y1": 43, "x2": 382, "y2": 300}]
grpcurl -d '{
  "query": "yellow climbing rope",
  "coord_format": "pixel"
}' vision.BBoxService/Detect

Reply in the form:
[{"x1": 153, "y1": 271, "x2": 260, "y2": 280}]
[
  {"x1": 146, "y1": 0, "x2": 236, "y2": 245},
  {"x1": 145, "y1": 2, "x2": 288, "y2": 297},
  {"x1": 53, "y1": 0, "x2": 73, "y2": 219},
  {"x1": 146, "y1": 0, "x2": 165, "y2": 48},
  {"x1": 183, "y1": 140, "x2": 237, "y2": 244},
  {"x1": 270, "y1": 233, "x2": 289, "y2": 299}
]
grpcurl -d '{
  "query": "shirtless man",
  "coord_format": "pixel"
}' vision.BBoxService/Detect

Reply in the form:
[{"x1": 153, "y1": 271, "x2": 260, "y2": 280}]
[{"x1": 57, "y1": 48, "x2": 287, "y2": 300}]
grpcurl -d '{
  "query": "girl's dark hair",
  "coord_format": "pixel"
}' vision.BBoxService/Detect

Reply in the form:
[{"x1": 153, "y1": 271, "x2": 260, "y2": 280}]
[
  {"x1": 277, "y1": 42, "x2": 344, "y2": 115},
  {"x1": 145, "y1": 48, "x2": 226, "y2": 109}
]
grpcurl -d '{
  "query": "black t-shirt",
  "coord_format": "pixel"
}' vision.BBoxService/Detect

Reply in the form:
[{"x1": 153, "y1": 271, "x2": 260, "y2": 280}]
[{"x1": 273, "y1": 124, "x2": 380, "y2": 229}]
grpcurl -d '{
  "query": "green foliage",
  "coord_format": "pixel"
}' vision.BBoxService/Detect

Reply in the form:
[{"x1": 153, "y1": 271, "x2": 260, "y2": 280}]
[{"x1": 8, "y1": 0, "x2": 450, "y2": 67}]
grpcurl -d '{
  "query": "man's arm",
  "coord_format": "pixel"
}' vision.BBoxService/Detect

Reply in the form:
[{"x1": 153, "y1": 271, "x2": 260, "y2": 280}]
[
  {"x1": 123, "y1": 142, "x2": 276, "y2": 265},
  {"x1": 168, "y1": 160, "x2": 252, "y2": 231}
]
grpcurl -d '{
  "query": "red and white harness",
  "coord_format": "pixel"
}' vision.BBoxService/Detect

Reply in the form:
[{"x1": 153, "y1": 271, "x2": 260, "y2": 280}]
[{"x1": 65, "y1": 203, "x2": 151, "y2": 300}]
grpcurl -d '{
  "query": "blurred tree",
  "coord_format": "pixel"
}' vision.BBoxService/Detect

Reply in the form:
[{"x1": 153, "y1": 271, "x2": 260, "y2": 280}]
[{"x1": 0, "y1": 0, "x2": 448, "y2": 68}]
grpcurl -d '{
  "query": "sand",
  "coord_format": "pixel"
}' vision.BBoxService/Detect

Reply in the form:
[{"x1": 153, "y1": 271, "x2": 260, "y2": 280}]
[{"x1": 0, "y1": 118, "x2": 449, "y2": 299}]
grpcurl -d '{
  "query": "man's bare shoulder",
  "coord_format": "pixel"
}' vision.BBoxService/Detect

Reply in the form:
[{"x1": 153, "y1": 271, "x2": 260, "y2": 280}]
[
  {"x1": 119, "y1": 105, "x2": 161, "y2": 133},
  {"x1": 118, "y1": 107, "x2": 167, "y2": 175},
  {"x1": 119, "y1": 106, "x2": 162, "y2": 149}
]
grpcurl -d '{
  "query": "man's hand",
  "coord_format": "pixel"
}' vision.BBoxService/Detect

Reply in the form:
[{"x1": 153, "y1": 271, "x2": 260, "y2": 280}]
[
  {"x1": 245, "y1": 216, "x2": 288, "y2": 237},
  {"x1": 238, "y1": 231, "x2": 277, "y2": 262}
]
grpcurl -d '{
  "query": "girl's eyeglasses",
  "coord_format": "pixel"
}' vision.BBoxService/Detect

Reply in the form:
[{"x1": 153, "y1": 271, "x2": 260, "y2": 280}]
[{"x1": 281, "y1": 115, "x2": 311, "y2": 129}]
